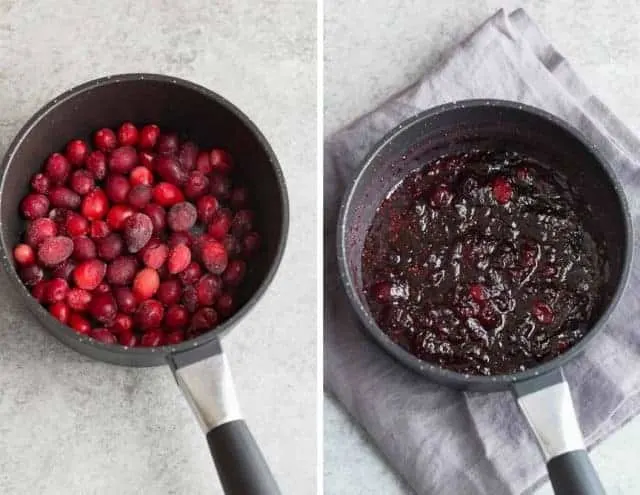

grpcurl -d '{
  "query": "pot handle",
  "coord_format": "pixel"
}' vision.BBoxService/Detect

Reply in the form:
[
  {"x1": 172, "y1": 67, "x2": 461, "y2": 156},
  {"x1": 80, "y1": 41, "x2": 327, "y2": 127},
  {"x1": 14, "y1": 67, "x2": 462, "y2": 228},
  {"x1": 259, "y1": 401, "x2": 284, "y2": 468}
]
[
  {"x1": 167, "y1": 338, "x2": 280, "y2": 495},
  {"x1": 512, "y1": 369, "x2": 605, "y2": 495}
]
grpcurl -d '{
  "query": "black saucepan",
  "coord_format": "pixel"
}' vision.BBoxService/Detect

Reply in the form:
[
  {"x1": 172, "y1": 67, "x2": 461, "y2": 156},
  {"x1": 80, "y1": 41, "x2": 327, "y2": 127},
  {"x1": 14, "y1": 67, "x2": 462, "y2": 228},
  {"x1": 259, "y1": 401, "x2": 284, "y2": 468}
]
[
  {"x1": 338, "y1": 100, "x2": 632, "y2": 494},
  {"x1": 0, "y1": 74, "x2": 287, "y2": 495}
]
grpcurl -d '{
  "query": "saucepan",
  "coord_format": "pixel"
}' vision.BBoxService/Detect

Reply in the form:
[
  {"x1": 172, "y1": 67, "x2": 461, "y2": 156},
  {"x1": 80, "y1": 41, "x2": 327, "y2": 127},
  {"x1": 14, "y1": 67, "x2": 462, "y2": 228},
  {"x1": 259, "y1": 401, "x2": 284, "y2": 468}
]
[{"x1": 338, "y1": 100, "x2": 632, "y2": 494}]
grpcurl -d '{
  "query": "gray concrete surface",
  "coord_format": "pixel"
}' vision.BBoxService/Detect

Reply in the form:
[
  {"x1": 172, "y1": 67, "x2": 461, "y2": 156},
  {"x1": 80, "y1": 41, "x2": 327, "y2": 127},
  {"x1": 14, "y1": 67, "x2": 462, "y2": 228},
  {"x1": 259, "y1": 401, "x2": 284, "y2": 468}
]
[
  {"x1": 324, "y1": 1, "x2": 640, "y2": 494},
  {"x1": 0, "y1": 1, "x2": 316, "y2": 494}
]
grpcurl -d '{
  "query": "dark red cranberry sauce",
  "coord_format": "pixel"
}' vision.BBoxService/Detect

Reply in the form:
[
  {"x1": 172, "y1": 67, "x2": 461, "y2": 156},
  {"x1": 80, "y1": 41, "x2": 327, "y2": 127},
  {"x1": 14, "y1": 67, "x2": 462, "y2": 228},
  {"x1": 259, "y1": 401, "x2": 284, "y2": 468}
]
[{"x1": 361, "y1": 150, "x2": 606, "y2": 376}]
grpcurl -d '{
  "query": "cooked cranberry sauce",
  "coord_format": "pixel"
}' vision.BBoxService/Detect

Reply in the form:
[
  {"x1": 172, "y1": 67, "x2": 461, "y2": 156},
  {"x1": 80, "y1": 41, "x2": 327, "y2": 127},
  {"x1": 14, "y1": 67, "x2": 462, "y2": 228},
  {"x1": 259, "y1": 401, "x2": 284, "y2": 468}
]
[{"x1": 361, "y1": 150, "x2": 606, "y2": 375}]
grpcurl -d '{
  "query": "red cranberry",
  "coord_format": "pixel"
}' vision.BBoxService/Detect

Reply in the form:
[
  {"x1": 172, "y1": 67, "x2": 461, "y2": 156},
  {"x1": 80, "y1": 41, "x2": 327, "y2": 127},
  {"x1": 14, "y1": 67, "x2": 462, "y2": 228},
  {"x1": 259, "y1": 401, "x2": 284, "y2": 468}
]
[
  {"x1": 208, "y1": 209, "x2": 232, "y2": 240},
  {"x1": 97, "y1": 233, "x2": 124, "y2": 261},
  {"x1": 142, "y1": 203, "x2": 166, "y2": 233},
  {"x1": 182, "y1": 286, "x2": 199, "y2": 312},
  {"x1": 81, "y1": 189, "x2": 109, "y2": 220},
  {"x1": 31, "y1": 173, "x2": 50, "y2": 194},
  {"x1": 196, "y1": 274, "x2": 222, "y2": 305},
  {"x1": 65, "y1": 140, "x2": 89, "y2": 167},
  {"x1": 177, "y1": 141, "x2": 198, "y2": 171},
  {"x1": 165, "y1": 305, "x2": 189, "y2": 329},
  {"x1": 127, "y1": 185, "x2": 152, "y2": 209},
  {"x1": 242, "y1": 232, "x2": 261, "y2": 257},
  {"x1": 210, "y1": 174, "x2": 231, "y2": 199},
  {"x1": 138, "y1": 151, "x2": 155, "y2": 169},
  {"x1": 123, "y1": 213, "x2": 153, "y2": 253},
  {"x1": 49, "y1": 186, "x2": 81, "y2": 210},
  {"x1": 196, "y1": 151, "x2": 212, "y2": 174},
  {"x1": 44, "y1": 278, "x2": 69, "y2": 304},
  {"x1": 65, "y1": 212, "x2": 89, "y2": 237},
  {"x1": 48, "y1": 207, "x2": 68, "y2": 226},
  {"x1": 93, "y1": 282, "x2": 111, "y2": 295},
  {"x1": 86, "y1": 150, "x2": 107, "y2": 180},
  {"x1": 142, "y1": 241, "x2": 168, "y2": 269},
  {"x1": 370, "y1": 281, "x2": 391, "y2": 304},
  {"x1": 90, "y1": 328, "x2": 117, "y2": 344},
  {"x1": 136, "y1": 299, "x2": 164, "y2": 329},
  {"x1": 20, "y1": 193, "x2": 50, "y2": 219},
  {"x1": 155, "y1": 155, "x2": 188, "y2": 186},
  {"x1": 140, "y1": 328, "x2": 164, "y2": 347},
  {"x1": 478, "y1": 304, "x2": 499, "y2": 329},
  {"x1": 52, "y1": 259, "x2": 76, "y2": 281},
  {"x1": 157, "y1": 279, "x2": 182, "y2": 306},
  {"x1": 130, "y1": 166, "x2": 154, "y2": 186},
  {"x1": 532, "y1": 301, "x2": 554, "y2": 324},
  {"x1": 156, "y1": 132, "x2": 179, "y2": 155},
  {"x1": 167, "y1": 202, "x2": 197, "y2": 232},
  {"x1": 110, "y1": 313, "x2": 133, "y2": 334},
  {"x1": 231, "y1": 210, "x2": 254, "y2": 236},
  {"x1": 178, "y1": 261, "x2": 202, "y2": 285},
  {"x1": 109, "y1": 146, "x2": 138, "y2": 174},
  {"x1": 118, "y1": 331, "x2": 138, "y2": 347},
  {"x1": 152, "y1": 182, "x2": 184, "y2": 206},
  {"x1": 69, "y1": 313, "x2": 91, "y2": 334},
  {"x1": 66, "y1": 288, "x2": 92, "y2": 312},
  {"x1": 69, "y1": 169, "x2": 95, "y2": 196},
  {"x1": 50, "y1": 301, "x2": 70, "y2": 324},
  {"x1": 37, "y1": 236, "x2": 73, "y2": 266},
  {"x1": 73, "y1": 259, "x2": 106, "y2": 290},
  {"x1": 200, "y1": 239, "x2": 228, "y2": 275},
  {"x1": 222, "y1": 260, "x2": 246, "y2": 286},
  {"x1": 223, "y1": 235, "x2": 242, "y2": 259},
  {"x1": 492, "y1": 177, "x2": 513, "y2": 204},
  {"x1": 89, "y1": 293, "x2": 117, "y2": 325},
  {"x1": 429, "y1": 184, "x2": 453, "y2": 208},
  {"x1": 230, "y1": 187, "x2": 249, "y2": 210},
  {"x1": 94, "y1": 128, "x2": 117, "y2": 152},
  {"x1": 90, "y1": 220, "x2": 110, "y2": 239},
  {"x1": 133, "y1": 267, "x2": 160, "y2": 301},
  {"x1": 184, "y1": 171, "x2": 209, "y2": 199},
  {"x1": 72, "y1": 236, "x2": 97, "y2": 260},
  {"x1": 191, "y1": 307, "x2": 218, "y2": 331},
  {"x1": 106, "y1": 255, "x2": 138, "y2": 285},
  {"x1": 209, "y1": 149, "x2": 233, "y2": 174},
  {"x1": 138, "y1": 124, "x2": 160, "y2": 149},
  {"x1": 166, "y1": 329, "x2": 185, "y2": 344},
  {"x1": 117, "y1": 122, "x2": 139, "y2": 146},
  {"x1": 106, "y1": 204, "x2": 135, "y2": 231},
  {"x1": 469, "y1": 284, "x2": 487, "y2": 302},
  {"x1": 20, "y1": 264, "x2": 44, "y2": 286},
  {"x1": 168, "y1": 231, "x2": 192, "y2": 248},
  {"x1": 26, "y1": 218, "x2": 57, "y2": 247},
  {"x1": 168, "y1": 244, "x2": 191, "y2": 274},
  {"x1": 105, "y1": 175, "x2": 130, "y2": 203},
  {"x1": 196, "y1": 195, "x2": 218, "y2": 224},
  {"x1": 44, "y1": 153, "x2": 71, "y2": 183},
  {"x1": 31, "y1": 280, "x2": 47, "y2": 301},
  {"x1": 114, "y1": 287, "x2": 137, "y2": 314},
  {"x1": 13, "y1": 244, "x2": 35, "y2": 265}
]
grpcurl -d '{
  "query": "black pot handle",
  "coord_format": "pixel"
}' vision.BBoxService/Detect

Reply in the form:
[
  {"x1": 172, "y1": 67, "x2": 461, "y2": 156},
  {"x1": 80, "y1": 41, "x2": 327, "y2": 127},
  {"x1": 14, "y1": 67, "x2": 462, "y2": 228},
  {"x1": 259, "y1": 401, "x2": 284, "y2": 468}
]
[
  {"x1": 167, "y1": 338, "x2": 280, "y2": 495},
  {"x1": 512, "y1": 369, "x2": 605, "y2": 495}
]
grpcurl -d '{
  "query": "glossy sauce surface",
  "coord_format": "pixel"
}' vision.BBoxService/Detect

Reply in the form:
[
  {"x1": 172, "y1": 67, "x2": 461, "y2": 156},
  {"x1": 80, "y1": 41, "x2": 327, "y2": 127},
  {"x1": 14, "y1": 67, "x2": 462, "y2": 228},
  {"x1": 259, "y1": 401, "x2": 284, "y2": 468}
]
[{"x1": 361, "y1": 150, "x2": 606, "y2": 375}]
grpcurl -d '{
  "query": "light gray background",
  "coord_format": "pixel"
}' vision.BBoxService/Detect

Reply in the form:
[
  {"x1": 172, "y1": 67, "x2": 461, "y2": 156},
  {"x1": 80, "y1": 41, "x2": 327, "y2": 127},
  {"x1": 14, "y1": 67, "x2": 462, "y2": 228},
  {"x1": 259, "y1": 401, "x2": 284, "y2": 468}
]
[
  {"x1": 0, "y1": 1, "x2": 316, "y2": 494},
  {"x1": 324, "y1": 1, "x2": 640, "y2": 494}
]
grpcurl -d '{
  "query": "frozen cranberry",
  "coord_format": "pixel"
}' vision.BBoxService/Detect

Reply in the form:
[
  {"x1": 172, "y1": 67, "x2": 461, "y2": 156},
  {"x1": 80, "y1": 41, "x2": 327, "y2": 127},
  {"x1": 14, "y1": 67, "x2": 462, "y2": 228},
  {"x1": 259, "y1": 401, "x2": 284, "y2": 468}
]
[
  {"x1": 105, "y1": 175, "x2": 130, "y2": 204},
  {"x1": 141, "y1": 328, "x2": 164, "y2": 347},
  {"x1": 223, "y1": 235, "x2": 242, "y2": 259},
  {"x1": 89, "y1": 293, "x2": 117, "y2": 325},
  {"x1": 97, "y1": 233, "x2": 124, "y2": 261},
  {"x1": 65, "y1": 212, "x2": 88, "y2": 237},
  {"x1": 44, "y1": 153, "x2": 71, "y2": 183},
  {"x1": 118, "y1": 331, "x2": 137, "y2": 347},
  {"x1": 142, "y1": 203, "x2": 166, "y2": 233},
  {"x1": 208, "y1": 209, "x2": 232, "y2": 240},
  {"x1": 20, "y1": 193, "x2": 49, "y2": 219},
  {"x1": 166, "y1": 329, "x2": 185, "y2": 344},
  {"x1": 469, "y1": 284, "x2": 487, "y2": 302},
  {"x1": 90, "y1": 328, "x2": 117, "y2": 344},
  {"x1": 86, "y1": 150, "x2": 107, "y2": 180},
  {"x1": 65, "y1": 140, "x2": 89, "y2": 167},
  {"x1": 117, "y1": 122, "x2": 139, "y2": 146},
  {"x1": 73, "y1": 259, "x2": 106, "y2": 290},
  {"x1": 532, "y1": 301, "x2": 554, "y2": 324},
  {"x1": 130, "y1": 166, "x2": 154, "y2": 186},
  {"x1": 155, "y1": 279, "x2": 180, "y2": 306},
  {"x1": 196, "y1": 151, "x2": 212, "y2": 174},
  {"x1": 157, "y1": 132, "x2": 179, "y2": 155},
  {"x1": 138, "y1": 124, "x2": 160, "y2": 149},
  {"x1": 142, "y1": 241, "x2": 168, "y2": 269},
  {"x1": 182, "y1": 286, "x2": 199, "y2": 312},
  {"x1": 370, "y1": 281, "x2": 391, "y2": 304},
  {"x1": 196, "y1": 274, "x2": 222, "y2": 305},
  {"x1": 44, "y1": 278, "x2": 69, "y2": 304},
  {"x1": 210, "y1": 174, "x2": 231, "y2": 199},
  {"x1": 168, "y1": 244, "x2": 191, "y2": 274},
  {"x1": 114, "y1": 287, "x2": 137, "y2": 314},
  {"x1": 20, "y1": 264, "x2": 43, "y2": 286},
  {"x1": 93, "y1": 282, "x2": 111, "y2": 295},
  {"x1": 106, "y1": 204, "x2": 135, "y2": 231},
  {"x1": 152, "y1": 182, "x2": 185, "y2": 206},
  {"x1": 209, "y1": 149, "x2": 233, "y2": 174},
  {"x1": 168, "y1": 231, "x2": 192, "y2": 248},
  {"x1": 242, "y1": 232, "x2": 261, "y2": 257},
  {"x1": 138, "y1": 151, "x2": 155, "y2": 169},
  {"x1": 177, "y1": 141, "x2": 198, "y2": 171},
  {"x1": 191, "y1": 307, "x2": 218, "y2": 331},
  {"x1": 230, "y1": 187, "x2": 249, "y2": 210},
  {"x1": 26, "y1": 218, "x2": 57, "y2": 247},
  {"x1": 66, "y1": 288, "x2": 92, "y2": 311},
  {"x1": 13, "y1": 244, "x2": 35, "y2": 265},
  {"x1": 132, "y1": 267, "x2": 160, "y2": 301},
  {"x1": 196, "y1": 195, "x2": 218, "y2": 224},
  {"x1": 123, "y1": 213, "x2": 153, "y2": 253},
  {"x1": 200, "y1": 239, "x2": 228, "y2": 275},
  {"x1": 178, "y1": 261, "x2": 202, "y2": 285},
  {"x1": 52, "y1": 259, "x2": 76, "y2": 281},
  {"x1": 165, "y1": 305, "x2": 189, "y2": 329},
  {"x1": 109, "y1": 146, "x2": 138, "y2": 175},
  {"x1": 50, "y1": 301, "x2": 70, "y2": 324},
  {"x1": 222, "y1": 260, "x2": 246, "y2": 286},
  {"x1": 90, "y1": 220, "x2": 110, "y2": 239},
  {"x1": 69, "y1": 313, "x2": 91, "y2": 334},
  {"x1": 94, "y1": 128, "x2": 117, "y2": 152},
  {"x1": 136, "y1": 299, "x2": 164, "y2": 329},
  {"x1": 31, "y1": 280, "x2": 47, "y2": 301},
  {"x1": 167, "y1": 202, "x2": 197, "y2": 232},
  {"x1": 72, "y1": 236, "x2": 96, "y2": 261},
  {"x1": 231, "y1": 210, "x2": 254, "y2": 236},
  {"x1": 184, "y1": 171, "x2": 209, "y2": 199},
  {"x1": 37, "y1": 236, "x2": 73, "y2": 266},
  {"x1": 492, "y1": 177, "x2": 513, "y2": 204},
  {"x1": 127, "y1": 185, "x2": 152, "y2": 210},
  {"x1": 49, "y1": 187, "x2": 80, "y2": 210},
  {"x1": 48, "y1": 207, "x2": 68, "y2": 226},
  {"x1": 81, "y1": 189, "x2": 109, "y2": 220},
  {"x1": 106, "y1": 255, "x2": 138, "y2": 285},
  {"x1": 156, "y1": 155, "x2": 188, "y2": 186},
  {"x1": 69, "y1": 169, "x2": 95, "y2": 196},
  {"x1": 429, "y1": 184, "x2": 453, "y2": 208},
  {"x1": 31, "y1": 173, "x2": 50, "y2": 194},
  {"x1": 478, "y1": 305, "x2": 499, "y2": 329}
]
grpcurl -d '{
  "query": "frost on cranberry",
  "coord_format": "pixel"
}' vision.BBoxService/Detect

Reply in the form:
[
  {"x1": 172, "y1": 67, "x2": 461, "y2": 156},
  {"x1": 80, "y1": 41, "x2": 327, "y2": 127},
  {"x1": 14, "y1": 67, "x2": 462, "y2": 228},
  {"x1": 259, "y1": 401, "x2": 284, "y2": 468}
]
[
  {"x1": 167, "y1": 202, "x2": 197, "y2": 232},
  {"x1": 123, "y1": 213, "x2": 153, "y2": 253}
]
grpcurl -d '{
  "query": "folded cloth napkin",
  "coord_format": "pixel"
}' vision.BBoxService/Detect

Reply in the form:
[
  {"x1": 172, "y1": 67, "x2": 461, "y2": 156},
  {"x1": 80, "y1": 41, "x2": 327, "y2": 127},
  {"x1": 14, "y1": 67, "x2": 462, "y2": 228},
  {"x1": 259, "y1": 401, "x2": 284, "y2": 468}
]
[{"x1": 324, "y1": 8, "x2": 640, "y2": 495}]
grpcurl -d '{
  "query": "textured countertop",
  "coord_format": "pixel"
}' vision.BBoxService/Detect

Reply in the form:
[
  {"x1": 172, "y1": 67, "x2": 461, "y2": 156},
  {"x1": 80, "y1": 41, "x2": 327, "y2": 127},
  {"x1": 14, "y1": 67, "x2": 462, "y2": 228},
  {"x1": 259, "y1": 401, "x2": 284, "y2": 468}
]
[
  {"x1": 324, "y1": 1, "x2": 640, "y2": 494},
  {"x1": 0, "y1": 1, "x2": 316, "y2": 494}
]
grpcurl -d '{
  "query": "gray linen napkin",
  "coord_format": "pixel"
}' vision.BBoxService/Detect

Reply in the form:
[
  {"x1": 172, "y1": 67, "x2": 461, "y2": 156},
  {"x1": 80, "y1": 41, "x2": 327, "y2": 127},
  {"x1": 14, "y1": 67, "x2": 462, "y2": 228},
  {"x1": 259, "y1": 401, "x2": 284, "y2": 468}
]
[{"x1": 324, "y1": 8, "x2": 640, "y2": 495}]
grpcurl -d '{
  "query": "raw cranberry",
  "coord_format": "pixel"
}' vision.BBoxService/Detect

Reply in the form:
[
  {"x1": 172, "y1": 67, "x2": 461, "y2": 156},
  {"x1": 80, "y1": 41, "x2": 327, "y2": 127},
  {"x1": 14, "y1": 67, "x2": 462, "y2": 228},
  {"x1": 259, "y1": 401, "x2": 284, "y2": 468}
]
[
  {"x1": 429, "y1": 184, "x2": 453, "y2": 208},
  {"x1": 20, "y1": 264, "x2": 44, "y2": 286},
  {"x1": 222, "y1": 260, "x2": 246, "y2": 286},
  {"x1": 44, "y1": 278, "x2": 69, "y2": 304},
  {"x1": 38, "y1": 236, "x2": 73, "y2": 266},
  {"x1": 177, "y1": 141, "x2": 198, "y2": 171},
  {"x1": 142, "y1": 204, "x2": 167, "y2": 233},
  {"x1": 44, "y1": 153, "x2": 71, "y2": 183},
  {"x1": 492, "y1": 177, "x2": 513, "y2": 204},
  {"x1": 69, "y1": 313, "x2": 91, "y2": 334},
  {"x1": 81, "y1": 189, "x2": 109, "y2": 220},
  {"x1": 155, "y1": 156, "x2": 188, "y2": 185},
  {"x1": 50, "y1": 186, "x2": 81, "y2": 210},
  {"x1": 200, "y1": 239, "x2": 228, "y2": 274},
  {"x1": 106, "y1": 204, "x2": 135, "y2": 231},
  {"x1": 69, "y1": 169, "x2": 95, "y2": 196},
  {"x1": 478, "y1": 304, "x2": 499, "y2": 329},
  {"x1": 20, "y1": 194, "x2": 49, "y2": 219},
  {"x1": 142, "y1": 241, "x2": 168, "y2": 269},
  {"x1": 90, "y1": 328, "x2": 117, "y2": 344},
  {"x1": 31, "y1": 173, "x2": 50, "y2": 194},
  {"x1": 184, "y1": 171, "x2": 209, "y2": 199},
  {"x1": 132, "y1": 267, "x2": 160, "y2": 301},
  {"x1": 168, "y1": 231, "x2": 192, "y2": 248},
  {"x1": 210, "y1": 174, "x2": 231, "y2": 199},
  {"x1": 48, "y1": 207, "x2": 68, "y2": 226},
  {"x1": 231, "y1": 210, "x2": 254, "y2": 236},
  {"x1": 85, "y1": 150, "x2": 107, "y2": 180},
  {"x1": 223, "y1": 235, "x2": 242, "y2": 259},
  {"x1": 26, "y1": 218, "x2": 57, "y2": 247},
  {"x1": 105, "y1": 175, "x2": 130, "y2": 203},
  {"x1": 94, "y1": 128, "x2": 117, "y2": 152},
  {"x1": 89, "y1": 293, "x2": 117, "y2": 325},
  {"x1": 93, "y1": 282, "x2": 111, "y2": 295},
  {"x1": 191, "y1": 307, "x2": 218, "y2": 331},
  {"x1": 370, "y1": 281, "x2": 391, "y2": 304},
  {"x1": 117, "y1": 122, "x2": 139, "y2": 146},
  {"x1": 109, "y1": 146, "x2": 138, "y2": 174},
  {"x1": 72, "y1": 236, "x2": 97, "y2": 260},
  {"x1": 166, "y1": 329, "x2": 185, "y2": 344},
  {"x1": 167, "y1": 202, "x2": 197, "y2": 232},
  {"x1": 152, "y1": 182, "x2": 184, "y2": 206},
  {"x1": 65, "y1": 212, "x2": 89, "y2": 237},
  {"x1": 141, "y1": 328, "x2": 164, "y2": 347},
  {"x1": 242, "y1": 232, "x2": 261, "y2": 257},
  {"x1": 66, "y1": 288, "x2": 92, "y2": 311},
  {"x1": 52, "y1": 259, "x2": 76, "y2": 281},
  {"x1": 138, "y1": 151, "x2": 155, "y2": 169},
  {"x1": 65, "y1": 140, "x2": 89, "y2": 167},
  {"x1": 31, "y1": 280, "x2": 47, "y2": 301},
  {"x1": 196, "y1": 151, "x2": 212, "y2": 174},
  {"x1": 165, "y1": 305, "x2": 189, "y2": 328},
  {"x1": 196, "y1": 274, "x2": 222, "y2": 305},
  {"x1": 89, "y1": 220, "x2": 110, "y2": 239},
  {"x1": 182, "y1": 286, "x2": 199, "y2": 312},
  {"x1": 208, "y1": 209, "x2": 232, "y2": 240},
  {"x1": 157, "y1": 133, "x2": 179, "y2": 155},
  {"x1": 209, "y1": 149, "x2": 233, "y2": 174},
  {"x1": 230, "y1": 187, "x2": 249, "y2": 210},
  {"x1": 196, "y1": 195, "x2": 218, "y2": 224},
  {"x1": 114, "y1": 287, "x2": 137, "y2": 314},
  {"x1": 130, "y1": 166, "x2": 154, "y2": 186},
  {"x1": 106, "y1": 255, "x2": 138, "y2": 285},
  {"x1": 138, "y1": 124, "x2": 160, "y2": 149},
  {"x1": 469, "y1": 284, "x2": 487, "y2": 302},
  {"x1": 126, "y1": 185, "x2": 152, "y2": 210},
  {"x1": 136, "y1": 299, "x2": 164, "y2": 329},
  {"x1": 532, "y1": 301, "x2": 554, "y2": 324},
  {"x1": 97, "y1": 233, "x2": 124, "y2": 261},
  {"x1": 157, "y1": 279, "x2": 182, "y2": 306},
  {"x1": 50, "y1": 301, "x2": 70, "y2": 324},
  {"x1": 73, "y1": 259, "x2": 106, "y2": 290},
  {"x1": 123, "y1": 213, "x2": 153, "y2": 253},
  {"x1": 178, "y1": 261, "x2": 202, "y2": 285},
  {"x1": 168, "y1": 244, "x2": 191, "y2": 274},
  {"x1": 118, "y1": 331, "x2": 137, "y2": 347},
  {"x1": 13, "y1": 244, "x2": 35, "y2": 265}
]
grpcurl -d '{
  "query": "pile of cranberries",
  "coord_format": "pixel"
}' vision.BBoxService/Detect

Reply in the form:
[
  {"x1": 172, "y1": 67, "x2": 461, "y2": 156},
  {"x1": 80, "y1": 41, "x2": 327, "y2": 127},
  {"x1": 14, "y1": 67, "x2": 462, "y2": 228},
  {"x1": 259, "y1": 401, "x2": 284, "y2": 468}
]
[{"x1": 14, "y1": 122, "x2": 261, "y2": 347}]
